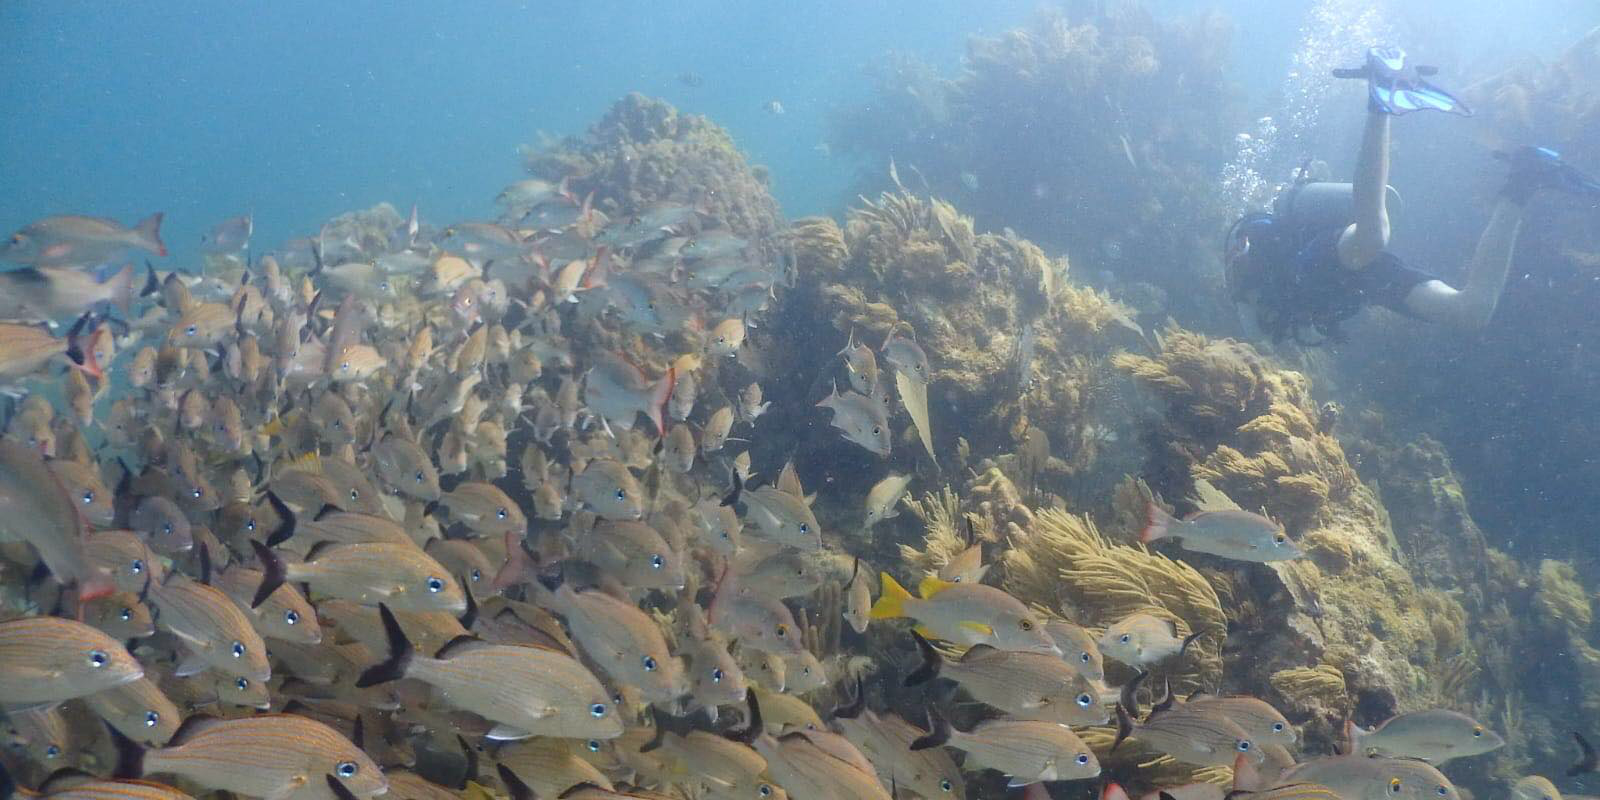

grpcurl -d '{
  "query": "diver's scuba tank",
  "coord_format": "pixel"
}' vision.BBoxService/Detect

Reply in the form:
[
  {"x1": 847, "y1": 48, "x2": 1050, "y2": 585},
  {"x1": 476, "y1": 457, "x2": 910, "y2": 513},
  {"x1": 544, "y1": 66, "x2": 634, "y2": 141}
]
[{"x1": 1272, "y1": 179, "x2": 1402, "y2": 235}]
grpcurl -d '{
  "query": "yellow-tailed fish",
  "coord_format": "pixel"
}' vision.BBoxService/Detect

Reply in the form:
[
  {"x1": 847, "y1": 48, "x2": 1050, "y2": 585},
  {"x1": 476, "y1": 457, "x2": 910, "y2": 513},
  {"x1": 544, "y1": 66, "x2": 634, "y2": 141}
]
[{"x1": 870, "y1": 573, "x2": 1057, "y2": 654}]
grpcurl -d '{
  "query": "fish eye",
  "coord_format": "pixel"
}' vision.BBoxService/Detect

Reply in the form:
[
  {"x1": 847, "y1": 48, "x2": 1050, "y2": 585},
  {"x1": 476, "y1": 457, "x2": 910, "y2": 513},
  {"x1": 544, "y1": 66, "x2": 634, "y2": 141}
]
[
  {"x1": 144, "y1": 711, "x2": 160, "y2": 727},
  {"x1": 336, "y1": 761, "x2": 358, "y2": 778},
  {"x1": 162, "y1": 522, "x2": 173, "y2": 535},
  {"x1": 427, "y1": 577, "x2": 445, "y2": 592},
  {"x1": 1274, "y1": 532, "x2": 1287, "y2": 544},
  {"x1": 1472, "y1": 727, "x2": 1483, "y2": 737},
  {"x1": 1389, "y1": 779, "x2": 1402, "y2": 794},
  {"x1": 1120, "y1": 634, "x2": 1131, "y2": 643},
  {"x1": 340, "y1": 361, "x2": 350, "y2": 371},
  {"x1": 235, "y1": 678, "x2": 249, "y2": 690},
  {"x1": 799, "y1": 523, "x2": 809, "y2": 534},
  {"x1": 1076, "y1": 693, "x2": 1092, "y2": 707},
  {"x1": 650, "y1": 554, "x2": 665, "y2": 569},
  {"x1": 590, "y1": 703, "x2": 607, "y2": 718},
  {"x1": 285, "y1": 610, "x2": 300, "y2": 625},
  {"x1": 940, "y1": 780, "x2": 953, "y2": 792},
  {"x1": 88, "y1": 650, "x2": 109, "y2": 667},
  {"x1": 246, "y1": 518, "x2": 257, "y2": 532},
  {"x1": 759, "y1": 786, "x2": 773, "y2": 797},
  {"x1": 131, "y1": 559, "x2": 145, "y2": 574},
  {"x1": 496, "y1": 507, "x2": 508, "y2": 519},
  {"x1": 348, "y1": 489, "x2": 358, "y2": 501},
  {"x1": 776, "y1": 624, "x2": 789, "y2": 638},
  {"x1": 1237, "y1": 740, "x2": 1251, "y2": 752},
  {"x1": 415, "y1": 470, "x2": 425, "y2": 482},
  {"x1": 231, "y1": 641, "x2": 246, "y2": 658},
  {"x1": 1435, "y1": 788, "x2": 1447, "y2": 797},
  {"x1": 82, "y1": 490, "x2": 94, "y2": 504},
  {"x1": 1079, "y1": 651, "x2": 1090, "y2": 663},
  {"x1": 1076, "y1": 753, "x2": 1090, "y2": 765},
  {"x1": 615, "y1": 489, "x2": 626, "y2": 500},
  {"x1": 119, "y1": 607, "x2": 133, "y2": 621},
  {"x1": 470, "y1": 569, "x2": 482, "y2": 581},
  {"x1": 586, "y1": 739, "x2": 600, "y2": 752},
  {"x1": 711, "y1": 668, "x2": 724, "y2": 683},
  {"x1": 185, "y1": 325, "x2": 197, "y2": 336},
  {"x1": 642, "y1": 655, "x2": 658, "y2": 671},
  {"x1": 1019, "y1": 619, "x2": 1034, "y2": 631},
  {"x1": 872, "y1": 426, "x2": 880, "y2": 435},
  {"x1": 1273, "y1": 722, "x2": 1285, "y2": 732},
  {"x1": 45, "y1": 745, "x2": 60, "y2": 758},
  {"x1": 192, "y1": 488, "x2": 203, "y2": 498}
]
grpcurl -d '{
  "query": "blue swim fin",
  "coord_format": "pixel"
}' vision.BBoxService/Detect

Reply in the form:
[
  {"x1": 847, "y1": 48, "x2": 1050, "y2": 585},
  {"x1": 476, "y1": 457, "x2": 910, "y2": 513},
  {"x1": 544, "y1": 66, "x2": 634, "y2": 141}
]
[
  {"x1": 1333, "y1": 46, "x2": 1471, "y2": 117},
  {"x1": 1496, "y1": 146, "x2": 1600, "y2": 203}
]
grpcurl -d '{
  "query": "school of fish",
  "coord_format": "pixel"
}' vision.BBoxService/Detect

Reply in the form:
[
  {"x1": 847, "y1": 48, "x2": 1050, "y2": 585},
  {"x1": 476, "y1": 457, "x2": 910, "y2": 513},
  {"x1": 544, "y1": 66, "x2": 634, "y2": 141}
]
[{"x1": 0, "y1": 178, "x2": 1591, "y2": 800}]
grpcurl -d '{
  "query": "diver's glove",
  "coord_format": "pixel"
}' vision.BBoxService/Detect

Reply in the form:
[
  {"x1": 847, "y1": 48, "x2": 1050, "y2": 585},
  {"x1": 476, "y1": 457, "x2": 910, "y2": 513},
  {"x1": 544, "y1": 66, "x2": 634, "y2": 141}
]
[
  {"x1": 1333, "y1": 46, "x2": 1472, "y2": 116},
  {"x1": 1495, "y1": 146, "x2": 1600, "y2": 204}
]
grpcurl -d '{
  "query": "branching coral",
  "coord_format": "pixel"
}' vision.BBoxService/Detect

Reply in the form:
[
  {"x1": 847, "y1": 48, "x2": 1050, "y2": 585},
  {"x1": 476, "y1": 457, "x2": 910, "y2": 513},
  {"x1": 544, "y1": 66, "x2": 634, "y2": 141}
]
[
  {"x1": 788, "y1": 216, "x2": 849, "y2": 276},
  {"x1": 897, "y1": 487, "x2": 980, "y2": 578},
  {"x1": 1269, "y1": 664, "x2": 1349, "y2": 719},
  {"x1": 1001, "y1": 508, "x2": 1226, "y2": 691}
]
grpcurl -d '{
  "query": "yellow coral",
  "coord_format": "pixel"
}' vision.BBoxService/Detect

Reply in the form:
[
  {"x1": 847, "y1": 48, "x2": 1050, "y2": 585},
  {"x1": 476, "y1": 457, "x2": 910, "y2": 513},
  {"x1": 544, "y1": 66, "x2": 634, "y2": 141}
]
[
  {"x1": 1535, "y1": 559, "x2": 1593, "y2": 633},
  {"x1": 1002, "y1": 508, "x2": 1227, "y2": 690},
  {"x1": 788, "y1": 216, "x2": 849, "y2": 275},
  {"x1": 898, "y1": 487, "x2": 981, "y2": 578},
  {"x1": 1270, "y1": 664, "x2": 1348, "y2": 716}
]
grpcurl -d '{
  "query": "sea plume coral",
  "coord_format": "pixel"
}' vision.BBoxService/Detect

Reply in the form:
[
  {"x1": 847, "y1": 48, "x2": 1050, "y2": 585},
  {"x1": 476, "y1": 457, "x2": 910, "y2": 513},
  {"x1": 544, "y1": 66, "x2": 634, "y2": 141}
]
[{"x1": 1001, "y1": 507, "x2": 1227, "y2": 692}]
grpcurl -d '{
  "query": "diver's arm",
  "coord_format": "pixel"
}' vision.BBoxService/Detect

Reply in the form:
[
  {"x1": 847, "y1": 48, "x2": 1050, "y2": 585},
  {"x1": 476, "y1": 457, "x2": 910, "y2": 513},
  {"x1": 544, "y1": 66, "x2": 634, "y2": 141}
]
[
  {"x1": 1402, "y1": 200, "x2": 1524, "y2": 329},
  {"x1": 1337, "y1": 111, "x2": 1393, "y2": 271}
]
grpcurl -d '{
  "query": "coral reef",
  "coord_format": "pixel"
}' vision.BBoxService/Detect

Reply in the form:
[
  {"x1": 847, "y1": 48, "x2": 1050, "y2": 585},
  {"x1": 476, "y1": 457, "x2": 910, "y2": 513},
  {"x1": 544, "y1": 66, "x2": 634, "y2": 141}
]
[
  {"x1": 1110, "y1": 326, "x2": 1494, "y2": 755},
  {"x1": 524, "y1": 92, "x2": 785, "y2": 251},
  {"x1": 831, "y1": 3, "x2": 1244, "y2": 323}
]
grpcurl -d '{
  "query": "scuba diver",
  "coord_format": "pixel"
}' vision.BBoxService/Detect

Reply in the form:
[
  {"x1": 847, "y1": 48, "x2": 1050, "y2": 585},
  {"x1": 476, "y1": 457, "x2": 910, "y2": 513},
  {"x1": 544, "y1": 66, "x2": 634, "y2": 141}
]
[{"x1": 1226, "y1": 46, "x2": 1600, "y2": 343}]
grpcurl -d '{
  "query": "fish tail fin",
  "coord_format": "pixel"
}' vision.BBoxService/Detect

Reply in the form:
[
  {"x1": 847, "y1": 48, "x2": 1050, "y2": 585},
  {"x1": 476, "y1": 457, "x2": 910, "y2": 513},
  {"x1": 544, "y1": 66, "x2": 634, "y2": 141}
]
[
  {"x1": 719, "y1": 469, "x2": 742, "y2": 508},
  {"x1": 1344, "y1": 719, "x2": 1367, "y2": 756},
  {"x1": 909, "y1": 706, "x2": 950, "y2": 751},
  {"x1": 495, "y1": 765, "x2": 535, "y2": 800},
  {"x1": 248, "y1": 539, "x2": 286, "y2": 609},
  {"x1": 1232, "y1": 752, "x2": 1266, "y2": 793},
  {"x1": 263, "y1": 490, "x2": 297, "y2": 548},
  {"x1": 1112, "y1": 702, "x2": 1135, "y2": 753},
  {"x1": 106, "y1": 723, "x2": 145, "y2": 780},
  {"x1": 1178, "y1": 627, "x2": 1208, "y2": 660},
  {"x1": 647, "y1": 366, "x2": 675, "y2": 438},
  {"x1": 135, "y1": 213, "x2": 166, "y2": 257},
  {"x1": 869, "y1": 572, "x2": 913, "y2": 620},
  {"x1": 1119, "y1": 669, "x2": 1148, "y2": 718},
  {"x1": 725, "y1": 689, "x2": 762, "y2": 744},
  {"x1": 831, "y1": 675, "x2": 867, "y2": 720},
  {"x1": 488, "y1": 530, "x2": 534, "y2": 592},
  {"x1": 356, "y1": 604, "x2": 415, "y2": 688},
  {"x1": 1571, "y1": 731, "x2": 1597, "y2": 776},
  {"x1": 904, "y1": 630, "x2": 943, "y2": 686},
  {"x1": 63, "y1": 313, "x2": 102, "y2": 381},
  {"x1": 1101, "y1": 783, "x2": 1132, "y2": 800},
  {"x1": 109, "y1": 263, "x2": 136, "y2": 315},
  {"x1": 140, "y1": 261, "x2": 161, "y2": 297},
  {"x1": 1140, "y1": 501, "x2": 1176, "y2": 543}
]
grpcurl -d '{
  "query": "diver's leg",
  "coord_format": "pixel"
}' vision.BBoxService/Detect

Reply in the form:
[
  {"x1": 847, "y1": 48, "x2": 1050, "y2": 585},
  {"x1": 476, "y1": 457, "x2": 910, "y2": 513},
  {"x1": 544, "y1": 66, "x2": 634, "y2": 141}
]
[
  {"x1": 1402, "y1": 199, "x2": 1524, "y2": 329},
  {"x1": 1336, "y1": 111, "x2": 1392, "y2": 271}
]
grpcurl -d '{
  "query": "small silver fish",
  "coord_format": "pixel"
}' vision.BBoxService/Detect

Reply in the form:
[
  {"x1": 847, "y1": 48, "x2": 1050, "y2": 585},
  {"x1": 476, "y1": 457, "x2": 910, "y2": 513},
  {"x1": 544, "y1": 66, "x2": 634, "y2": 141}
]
[{"x1": 1141, "y1": 502, "x2": 1302, "y2": 563}]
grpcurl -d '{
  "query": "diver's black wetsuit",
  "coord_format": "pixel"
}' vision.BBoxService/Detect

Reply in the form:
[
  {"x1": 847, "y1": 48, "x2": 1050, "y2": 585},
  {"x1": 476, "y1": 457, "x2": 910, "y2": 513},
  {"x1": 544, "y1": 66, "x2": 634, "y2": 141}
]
[{"x1": 1289, "y1": 229, "x2": 1435, "y2": 321}]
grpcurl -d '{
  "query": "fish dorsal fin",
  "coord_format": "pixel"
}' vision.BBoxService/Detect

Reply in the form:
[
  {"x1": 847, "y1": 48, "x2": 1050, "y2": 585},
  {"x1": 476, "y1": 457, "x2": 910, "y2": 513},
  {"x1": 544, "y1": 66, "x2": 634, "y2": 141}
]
[
  {"x1": 776, "y1": 460, "x2": 803, "y2": 498},
  {"x1": 168, "y1": 713, "x2": 223, "y2": 746},
  {"x1": 434, "y1": 634, "x2": 490, "y2": 660},
  {"x1": 917, "y1": 575, "x2": 957, "y2": 598},
  {"x1": 303, "y1": 540, "x2": 341, "y2": 563}
]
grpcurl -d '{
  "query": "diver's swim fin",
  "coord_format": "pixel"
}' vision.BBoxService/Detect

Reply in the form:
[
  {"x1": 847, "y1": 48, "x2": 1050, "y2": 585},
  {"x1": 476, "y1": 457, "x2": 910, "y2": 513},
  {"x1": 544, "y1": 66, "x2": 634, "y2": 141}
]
[
  {"x1": 1333, "y1": 46, "x2": 1471, "y2": 117},
  {"x1": 1495, "y1": 146, "x2": 1600, "y2": 202}
]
